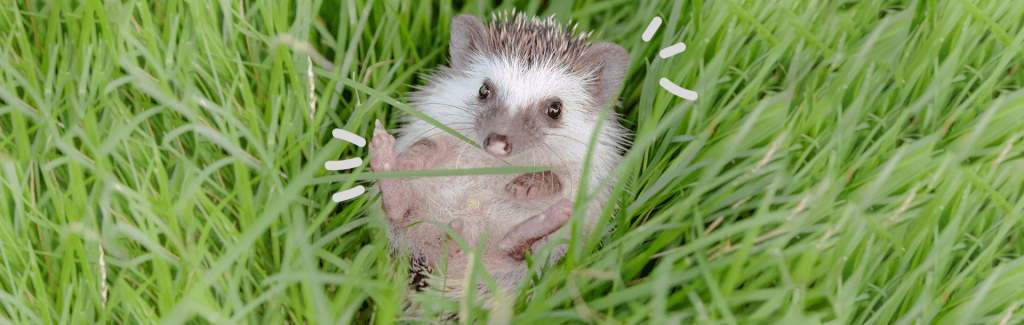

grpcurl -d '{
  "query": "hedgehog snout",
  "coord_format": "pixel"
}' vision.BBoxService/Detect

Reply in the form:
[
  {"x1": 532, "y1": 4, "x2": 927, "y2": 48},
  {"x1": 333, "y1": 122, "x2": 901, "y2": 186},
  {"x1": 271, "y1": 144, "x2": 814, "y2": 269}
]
[{"x1": 484, "y1": 133, "x2": 512, "y2": 157}]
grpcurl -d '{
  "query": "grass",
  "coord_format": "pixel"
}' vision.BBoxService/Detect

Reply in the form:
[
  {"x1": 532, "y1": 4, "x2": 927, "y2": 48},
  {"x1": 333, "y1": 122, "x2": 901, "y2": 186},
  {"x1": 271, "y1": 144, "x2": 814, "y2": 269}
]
[{"x1": 2, "y1": 0, "x2": 1024, "y2": 323}]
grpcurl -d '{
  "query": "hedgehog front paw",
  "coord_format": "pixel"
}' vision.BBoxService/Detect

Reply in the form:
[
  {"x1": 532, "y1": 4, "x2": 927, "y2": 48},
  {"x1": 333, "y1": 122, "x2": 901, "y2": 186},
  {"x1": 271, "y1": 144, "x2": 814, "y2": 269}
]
[
  {"x1": 370, "y1": 120, "x2": 406, "y2": 222},
  {"x1": 505, "y1": 171, "x2": 562, "y2": 201},
  {"x1": 369, "y1": 120, "x2": 397, "y2": 172}
]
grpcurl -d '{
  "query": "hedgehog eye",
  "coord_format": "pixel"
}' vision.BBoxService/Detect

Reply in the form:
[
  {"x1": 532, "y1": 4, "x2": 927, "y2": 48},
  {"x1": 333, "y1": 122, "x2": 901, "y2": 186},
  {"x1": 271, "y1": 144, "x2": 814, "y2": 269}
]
[
  {"x1": 546, "y1": 101, "x2": 562, "y2": 119},
  {"x1": 478, "y1": 83, "x2": 491, "y2": 100}
]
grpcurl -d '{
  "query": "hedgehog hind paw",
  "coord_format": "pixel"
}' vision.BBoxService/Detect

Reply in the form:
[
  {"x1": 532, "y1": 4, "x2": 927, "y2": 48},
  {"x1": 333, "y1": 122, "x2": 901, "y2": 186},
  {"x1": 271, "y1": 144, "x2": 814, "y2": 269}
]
[{"x1": 498, "y1": 199, "x2": 573, "y2": 260}]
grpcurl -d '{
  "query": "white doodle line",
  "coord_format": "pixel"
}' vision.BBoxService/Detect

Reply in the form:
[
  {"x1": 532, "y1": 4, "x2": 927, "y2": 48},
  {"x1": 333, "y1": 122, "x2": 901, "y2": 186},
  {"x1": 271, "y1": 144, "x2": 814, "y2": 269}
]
[
  {"x1": 326, "y1": 129, "x2": 367, "y2": 202},
  {"x1": 643, "y1": 17, "x2": 697, "y2": 100}
]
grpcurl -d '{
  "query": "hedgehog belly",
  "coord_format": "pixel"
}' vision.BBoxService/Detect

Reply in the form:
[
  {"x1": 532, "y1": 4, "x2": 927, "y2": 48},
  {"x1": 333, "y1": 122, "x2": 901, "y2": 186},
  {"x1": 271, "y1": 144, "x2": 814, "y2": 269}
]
[
  {"x1": 399, "y1": 147, "x2": 550, "y2": 256},
  {"x1": 395, "y1": 145, "x2": 567, "y2": 296}
]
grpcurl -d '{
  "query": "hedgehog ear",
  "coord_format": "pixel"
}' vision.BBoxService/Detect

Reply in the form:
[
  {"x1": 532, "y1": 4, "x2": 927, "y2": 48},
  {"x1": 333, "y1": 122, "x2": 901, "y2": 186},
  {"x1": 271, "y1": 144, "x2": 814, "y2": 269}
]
[
  {"x1": 449, "y1": 15, "x2": 489, "y2": 68},
  {"x1": 581, "y1": 42, "x2": 630, "y2": 106}
]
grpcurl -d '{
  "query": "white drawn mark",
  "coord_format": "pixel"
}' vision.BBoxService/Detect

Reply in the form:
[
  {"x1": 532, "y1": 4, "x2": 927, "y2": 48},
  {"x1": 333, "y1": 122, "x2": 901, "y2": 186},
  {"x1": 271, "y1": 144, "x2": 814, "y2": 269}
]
[
  {"x1": 326, "y1": 128, "x2": 368, "y2": 202},
  {"x1": 332, "y1": 185, "x2": 366, "y2": 203},
  {"x1": 660, "y1": 78, "x2": 698, "y2": 101},
  {"x1": 332, "y1": 129, "x2": 366, "y2": 147},
  {"x1": 643, "y1": 16, "x2": 698, "y2": 101},
  {"x1": 659, "y1": 43, "x2": 687, "y2": 58},
  {"x1": 642, "y1": 17, "x2": 662, "y2": 42},
  {"x1": 325, "y1": 158, "x2": 363, "y2": 170}
]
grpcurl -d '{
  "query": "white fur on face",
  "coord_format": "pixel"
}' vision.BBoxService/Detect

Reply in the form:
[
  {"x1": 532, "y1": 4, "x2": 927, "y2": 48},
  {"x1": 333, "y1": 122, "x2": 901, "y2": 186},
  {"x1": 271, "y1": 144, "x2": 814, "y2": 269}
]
[
  {"x1": 482, "y1": 57, "x2": 596, "y2": 160},
  {"x1": 478, "y1": 56, "x2": 591, "y2": 118}
]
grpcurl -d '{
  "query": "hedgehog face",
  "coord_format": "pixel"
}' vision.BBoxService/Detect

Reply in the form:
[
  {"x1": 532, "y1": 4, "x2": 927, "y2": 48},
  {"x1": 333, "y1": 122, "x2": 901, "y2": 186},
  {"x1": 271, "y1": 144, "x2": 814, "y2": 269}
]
[
  {"x1": 428, "y1": 12, "x2": 628, "y2": 162},
  {"x1": 467, "y1": 58, "x2": 595, "y2": 159}
]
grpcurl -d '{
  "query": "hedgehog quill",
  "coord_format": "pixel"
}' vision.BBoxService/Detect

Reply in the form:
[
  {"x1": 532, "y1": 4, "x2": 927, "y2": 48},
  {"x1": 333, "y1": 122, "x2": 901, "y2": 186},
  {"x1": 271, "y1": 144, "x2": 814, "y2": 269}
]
[{"x1": 369, "y1": 11, "x2": 630, "y2": 306}]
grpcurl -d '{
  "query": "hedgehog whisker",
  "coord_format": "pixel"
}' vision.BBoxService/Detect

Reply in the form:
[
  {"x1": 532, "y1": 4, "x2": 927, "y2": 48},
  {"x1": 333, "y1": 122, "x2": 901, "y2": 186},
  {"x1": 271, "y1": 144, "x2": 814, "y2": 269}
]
[
  {"x1": 540, "y1": 140, "x2": 573, "y2": 192},
  {"x1": 540, "y1": 141, "x2": 570, "y2": 170},
  {"x1": 414, "y1": 102, "x2": 478, "y2": 117},
  {"x1": 528, "y1": 150, "x2": 538, "y2": 189},
  {"x1": 543, "y1": 133, "x2": 589, "y2": 148},
  {"x1": 407, "y1": 124, "x2": 473, "y2": 144}
]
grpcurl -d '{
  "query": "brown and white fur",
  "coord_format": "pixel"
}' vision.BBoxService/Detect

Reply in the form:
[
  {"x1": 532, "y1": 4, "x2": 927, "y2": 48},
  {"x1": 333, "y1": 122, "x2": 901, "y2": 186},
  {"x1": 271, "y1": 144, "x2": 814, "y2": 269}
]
[{"x1": 369, "y1": 11, "x2": 629, "y2": 305}]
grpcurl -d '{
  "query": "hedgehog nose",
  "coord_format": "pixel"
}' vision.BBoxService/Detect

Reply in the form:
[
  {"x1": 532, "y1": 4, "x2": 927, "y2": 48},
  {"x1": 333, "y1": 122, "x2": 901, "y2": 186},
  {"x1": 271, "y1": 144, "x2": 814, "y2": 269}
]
[{"x1": 484, "y1": 133, "x2": 511, "y2": 157}]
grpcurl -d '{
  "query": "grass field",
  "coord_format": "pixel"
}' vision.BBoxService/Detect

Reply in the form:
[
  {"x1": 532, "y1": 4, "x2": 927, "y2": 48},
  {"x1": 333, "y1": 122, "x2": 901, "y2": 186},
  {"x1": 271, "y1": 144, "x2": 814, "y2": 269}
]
[{"x1": 3, "y1": 0, "x2": 1024, "y2": 323}]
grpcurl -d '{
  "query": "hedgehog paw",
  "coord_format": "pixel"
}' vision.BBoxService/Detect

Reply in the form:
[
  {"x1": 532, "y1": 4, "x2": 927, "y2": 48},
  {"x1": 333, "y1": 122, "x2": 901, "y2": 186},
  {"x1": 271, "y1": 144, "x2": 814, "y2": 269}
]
[
  {"x1": 498, "y1": 199, "x2": 573, "y2": 260},
  {"x1": 370, "y1": 120, "x2": 406, "y2": 222},
  {"x1": 505, "y1": 171, "x2": 562, "y2": 201}
]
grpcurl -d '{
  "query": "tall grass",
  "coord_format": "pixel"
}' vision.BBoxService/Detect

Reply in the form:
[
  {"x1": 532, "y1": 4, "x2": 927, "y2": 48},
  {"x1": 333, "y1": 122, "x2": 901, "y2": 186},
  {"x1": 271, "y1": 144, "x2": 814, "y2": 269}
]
[{"x1": 1, "y1": 0, "x2": 1023, "y2": 323}]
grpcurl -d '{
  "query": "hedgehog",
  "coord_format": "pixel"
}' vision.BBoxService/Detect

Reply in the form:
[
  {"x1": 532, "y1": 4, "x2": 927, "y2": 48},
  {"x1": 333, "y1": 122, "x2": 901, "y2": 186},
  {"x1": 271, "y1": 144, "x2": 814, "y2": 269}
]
[{"x1": 368, "y1": 10, "x2": 630, "y2": 307}]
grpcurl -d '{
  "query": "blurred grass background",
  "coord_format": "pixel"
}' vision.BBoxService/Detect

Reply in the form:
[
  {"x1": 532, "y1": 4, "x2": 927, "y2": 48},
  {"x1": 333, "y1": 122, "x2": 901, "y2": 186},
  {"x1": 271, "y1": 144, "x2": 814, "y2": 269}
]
[{"x1": 2, "y1": 0, "x2": 1024, "y2": 323}]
